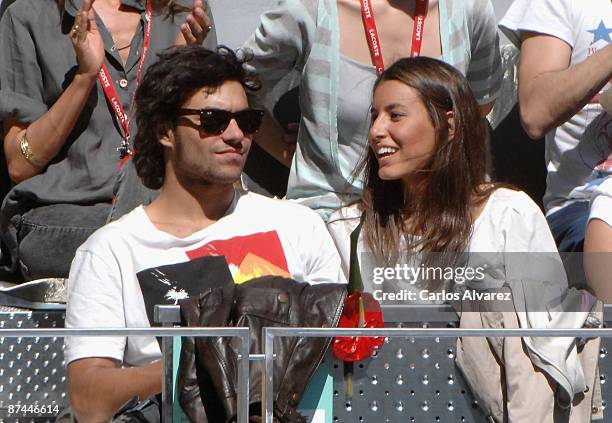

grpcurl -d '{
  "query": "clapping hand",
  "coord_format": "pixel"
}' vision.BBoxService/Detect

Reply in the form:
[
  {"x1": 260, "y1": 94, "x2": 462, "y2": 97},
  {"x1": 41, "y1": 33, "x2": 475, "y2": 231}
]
[
  {"x1": 70, "y1": 0, "x2": 105, "y2": 79},
  {"x1": 176, "y1": 0, "x2": 213, "y2": 46}
]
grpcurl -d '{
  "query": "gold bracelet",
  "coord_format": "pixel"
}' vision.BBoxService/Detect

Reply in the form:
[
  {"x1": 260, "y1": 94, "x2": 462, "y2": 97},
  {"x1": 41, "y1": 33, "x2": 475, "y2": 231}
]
[{"x1": 19, "y1": 132, "x2": 47, "y2": 167}]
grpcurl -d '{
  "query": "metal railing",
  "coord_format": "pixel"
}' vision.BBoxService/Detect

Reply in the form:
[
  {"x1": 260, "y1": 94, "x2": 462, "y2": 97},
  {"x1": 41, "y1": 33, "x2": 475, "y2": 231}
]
[
  {"x1": 0, "y1": 326, "x2": 250, "y2": 423},
  {"x1": 261, "y1": 327, "x2": 612, "y2": 423},
  {"x1": 3, "y1": 314, "x2": 612, "y2": 422}
]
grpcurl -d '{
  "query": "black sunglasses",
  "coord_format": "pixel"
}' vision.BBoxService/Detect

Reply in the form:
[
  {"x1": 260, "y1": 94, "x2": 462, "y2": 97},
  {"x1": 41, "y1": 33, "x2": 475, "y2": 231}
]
[{"x1": 177, "y1": 108, "x2": 264, "y2": 135}]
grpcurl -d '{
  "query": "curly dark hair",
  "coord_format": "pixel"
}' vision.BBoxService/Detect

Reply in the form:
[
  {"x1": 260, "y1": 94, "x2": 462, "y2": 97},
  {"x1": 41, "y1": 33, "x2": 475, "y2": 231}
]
[{"x1": 132, "y1": 45, "x2": 260, "y2": 189}]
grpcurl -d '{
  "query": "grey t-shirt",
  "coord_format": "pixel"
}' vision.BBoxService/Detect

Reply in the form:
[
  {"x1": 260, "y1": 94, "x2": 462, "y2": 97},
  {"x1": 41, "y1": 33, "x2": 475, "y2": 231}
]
[
  {"x1": 337, "y1": 55, "x2": 376, "y2": 190},
  {"x1": 0, "y1": 0, "x2": 217, "y2": 207}
]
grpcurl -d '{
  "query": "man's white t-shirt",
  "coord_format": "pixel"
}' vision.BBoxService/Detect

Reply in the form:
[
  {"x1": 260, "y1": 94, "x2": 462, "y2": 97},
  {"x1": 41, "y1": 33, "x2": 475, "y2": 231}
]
[
  {"x1": 499, "y1": 0, "x2": 612, "y2": 215},
  {"x1": 65, "y1": 191, "x2": 343, "y2": 366}
]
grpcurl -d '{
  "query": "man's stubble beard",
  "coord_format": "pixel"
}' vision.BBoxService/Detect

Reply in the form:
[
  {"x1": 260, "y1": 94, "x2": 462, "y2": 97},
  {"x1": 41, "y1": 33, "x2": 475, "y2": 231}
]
[{"x1": 174, "y1": 135, "x2": 244, "y2": 187}]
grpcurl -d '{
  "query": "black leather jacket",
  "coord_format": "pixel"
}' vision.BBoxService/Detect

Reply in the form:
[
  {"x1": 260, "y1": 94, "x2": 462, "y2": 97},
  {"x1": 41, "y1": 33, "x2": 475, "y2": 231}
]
[{"x1": 178, "y1": 276, "x2": 346, "y2": 423}]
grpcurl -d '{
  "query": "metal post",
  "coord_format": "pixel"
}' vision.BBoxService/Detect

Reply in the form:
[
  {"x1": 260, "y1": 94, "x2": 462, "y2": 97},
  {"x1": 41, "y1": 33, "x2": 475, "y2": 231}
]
[
  {"x1": 262, "y1": 327, "x2": 275, "y2": 423},
  {"x1": 160, "y1": 325, "x2": 173, "y2": 423},
  {"x1": 236, "y1": 329, "x2": 250, "y2": 423},
  {"x1": 154, "y1": 305, "x2": 181, "y2": 423}
]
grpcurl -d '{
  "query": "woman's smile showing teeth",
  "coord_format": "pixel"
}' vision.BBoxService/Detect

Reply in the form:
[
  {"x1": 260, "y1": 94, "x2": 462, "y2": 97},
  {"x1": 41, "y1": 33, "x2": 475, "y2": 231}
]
[{"x1": 377, "y1": 146, "x2": 398, "y2": 158}]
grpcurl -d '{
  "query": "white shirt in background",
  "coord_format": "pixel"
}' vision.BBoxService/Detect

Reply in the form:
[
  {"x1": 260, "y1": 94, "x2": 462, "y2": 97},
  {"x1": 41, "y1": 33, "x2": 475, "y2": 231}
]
[{"x1": 499, "y1": 0, "x2": 612, "y2": 216}]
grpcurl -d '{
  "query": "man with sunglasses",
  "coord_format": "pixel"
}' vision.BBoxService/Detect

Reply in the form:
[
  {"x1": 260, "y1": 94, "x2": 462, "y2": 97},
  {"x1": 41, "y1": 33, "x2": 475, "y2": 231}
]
[{"x1": 63, "y1": 46, "x2": 342, "y2": 422}]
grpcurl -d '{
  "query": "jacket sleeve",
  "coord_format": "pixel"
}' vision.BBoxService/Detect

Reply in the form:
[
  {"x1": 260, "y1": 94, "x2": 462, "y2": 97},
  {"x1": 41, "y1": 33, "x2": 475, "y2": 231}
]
[
  {"x1": 242, "y1": 0, "x2": 317, "y2": 109},
  {"x1": 466, "y1": 0, "x2": 502, "y2": 106},
  {"x1": 500, "y1": 191, "x2": 567, "y2": 292},
  {"x1": 499, "y1": 191, "x2": 594, "y2": 402}
]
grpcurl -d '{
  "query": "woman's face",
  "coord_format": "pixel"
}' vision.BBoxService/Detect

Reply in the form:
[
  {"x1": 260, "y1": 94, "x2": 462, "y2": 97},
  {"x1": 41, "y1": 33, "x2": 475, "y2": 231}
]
[{"x1": 369, "y1": 80, "x2": 437, "y2": 184}]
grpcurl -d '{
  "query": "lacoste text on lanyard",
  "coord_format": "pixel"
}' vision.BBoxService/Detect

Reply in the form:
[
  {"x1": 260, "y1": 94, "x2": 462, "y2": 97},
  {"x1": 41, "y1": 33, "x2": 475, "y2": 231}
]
[
  {"x1": 361, "y1": 0, "x2": 428, "y2": 74},
  {"x1": 98, "y1": 0, "x2": 152, "y2": 158}
]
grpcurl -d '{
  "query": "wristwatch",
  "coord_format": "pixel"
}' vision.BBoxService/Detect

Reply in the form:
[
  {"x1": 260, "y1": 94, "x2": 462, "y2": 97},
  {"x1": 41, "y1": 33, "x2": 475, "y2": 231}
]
[{"x1": 19, "y1": 133, "x2": 46, "y2": 167}]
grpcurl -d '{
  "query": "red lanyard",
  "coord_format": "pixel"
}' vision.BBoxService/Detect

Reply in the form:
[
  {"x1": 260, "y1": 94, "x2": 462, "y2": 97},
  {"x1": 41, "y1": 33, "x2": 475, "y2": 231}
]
[
  {"x1": 360, "y1": 0, "x2": 428, "y2": 74},
  {"x1": 98, "y1": 0, "x2": 152, "y2": 158}
]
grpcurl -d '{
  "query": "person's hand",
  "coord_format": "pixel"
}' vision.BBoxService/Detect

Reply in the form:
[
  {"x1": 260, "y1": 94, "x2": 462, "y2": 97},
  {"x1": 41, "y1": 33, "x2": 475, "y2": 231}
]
[
  {"x1": 175, "y1": 0, "x2": 212, "y2": 46},
  {"x1": 70, "y1": 0, "x2": 104, "y2": 79}
]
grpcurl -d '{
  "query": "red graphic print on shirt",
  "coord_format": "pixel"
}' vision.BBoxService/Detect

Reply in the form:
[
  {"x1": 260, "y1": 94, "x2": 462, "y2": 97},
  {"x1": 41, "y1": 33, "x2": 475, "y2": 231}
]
[{"x1": 186, "y1": 231, "x2": 290, "y2": 283}]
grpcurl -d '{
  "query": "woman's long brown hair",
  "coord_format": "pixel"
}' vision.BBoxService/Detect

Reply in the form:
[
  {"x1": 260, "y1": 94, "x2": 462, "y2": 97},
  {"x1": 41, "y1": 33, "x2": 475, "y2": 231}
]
[{"x1": 360, "y1": 57, "x2": 498, "y2": 272}]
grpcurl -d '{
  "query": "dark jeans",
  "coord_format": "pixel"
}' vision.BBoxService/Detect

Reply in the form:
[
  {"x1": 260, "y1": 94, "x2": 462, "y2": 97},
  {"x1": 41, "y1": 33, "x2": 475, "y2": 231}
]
[
  {"x1": 0, "y1": 160, "x2": 157, "y2": 281},
  {"x1": 546, "y1": 200, "x2": 589, "y2": 287},
  {"x1": 15, "y1": 203, "x2": 110, "y2": 280},
  {"x1": 546, "y1": 201, "x2": 589, "y2": 253}
]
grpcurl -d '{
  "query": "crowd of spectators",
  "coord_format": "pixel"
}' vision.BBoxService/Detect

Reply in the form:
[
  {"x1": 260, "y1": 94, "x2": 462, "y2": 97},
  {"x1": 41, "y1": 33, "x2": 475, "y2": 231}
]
[{"x1": 0, "y1": 0, "x2": 610, "y2": 421}]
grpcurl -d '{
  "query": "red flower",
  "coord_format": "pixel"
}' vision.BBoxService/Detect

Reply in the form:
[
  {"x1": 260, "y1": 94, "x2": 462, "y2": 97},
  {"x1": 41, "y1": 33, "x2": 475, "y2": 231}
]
[{"x1": 332, "y1": 291, "x2": 385, "y2": 362}]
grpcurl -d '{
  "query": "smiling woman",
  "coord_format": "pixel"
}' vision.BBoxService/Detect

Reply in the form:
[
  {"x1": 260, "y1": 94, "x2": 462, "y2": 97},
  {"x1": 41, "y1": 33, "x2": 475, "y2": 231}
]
[
  {"x1": 368, "y1": 80, "x2": 440, "y2": 184},
  {"x1": 326, "y1": 56, "x2": 602, "y2": 421},
  {"x1": 358, "y1": 57, "x2": 493, "y2": 258}
]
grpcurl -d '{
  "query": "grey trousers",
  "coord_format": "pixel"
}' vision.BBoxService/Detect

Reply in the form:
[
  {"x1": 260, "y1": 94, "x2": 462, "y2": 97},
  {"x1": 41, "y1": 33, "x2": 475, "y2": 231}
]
[{"x1": 0, "y1": 160, "x2": 157, "y2": 281}]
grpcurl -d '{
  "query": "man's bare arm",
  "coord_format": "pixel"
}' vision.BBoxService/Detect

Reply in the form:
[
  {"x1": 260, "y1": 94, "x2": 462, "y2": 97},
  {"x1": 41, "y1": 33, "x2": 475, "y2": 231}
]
[
  {"x1": 4, "y1": 0, "x2": 103, "y2": 183},
  {"x1": 518, "y1": 33, "x2": 612, "y2": 139},
  {"x1": 68, "y1": 358, "x2": 162, "y2": 423}
]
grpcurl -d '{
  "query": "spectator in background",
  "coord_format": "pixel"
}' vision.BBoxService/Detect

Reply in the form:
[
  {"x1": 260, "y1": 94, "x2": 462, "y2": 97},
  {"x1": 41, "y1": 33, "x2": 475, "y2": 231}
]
[
  {"x1": 0, "y1": 0, "x2": 16, "y2": 252},
  {"x1": 584, "y1": 176, "x2": 612, "y2": 302},
  {"x1": 0, "y1": 0, "x2": 216, "y2": 282},
  {"x1": 65, "y1": 46, "x2": 341, "y2": 422},
  {"x1": 243, "y1": 0, "x2": 501, "y2": 219},
  {"x1": 499, "y1": 0, "x2": 612, "y2": 255},
  {"x1": 0, "y1": 0, "x2": 13, "y2": 19},
  {"x1": 326, "y1": 56, "x2": 601, "y2": 422}
]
